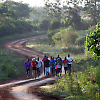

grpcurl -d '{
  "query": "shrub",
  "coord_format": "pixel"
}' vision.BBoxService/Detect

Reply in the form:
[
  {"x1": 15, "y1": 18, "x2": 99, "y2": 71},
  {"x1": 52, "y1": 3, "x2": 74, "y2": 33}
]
[
  {"x1": 75, "y1": 36, "x2": 86, "y2": 46},
  {"x1": 49, "y1": 20, "x2": 61, "y2": 30},
  {"x1": 52, "y1": 26, "x2": 78, "y2": 46},
  {"x1": 47, "y1": 28, "x2": 61, "y2": 45},
  {"x1": 39, "y1": 19, "x2": 50, "y2": 30}
]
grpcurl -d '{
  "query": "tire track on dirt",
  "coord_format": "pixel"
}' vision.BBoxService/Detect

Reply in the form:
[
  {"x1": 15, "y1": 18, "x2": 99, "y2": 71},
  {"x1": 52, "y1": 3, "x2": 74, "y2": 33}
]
[{"x1": 1, "y1": 35, "x2": 64, "y2": 100}]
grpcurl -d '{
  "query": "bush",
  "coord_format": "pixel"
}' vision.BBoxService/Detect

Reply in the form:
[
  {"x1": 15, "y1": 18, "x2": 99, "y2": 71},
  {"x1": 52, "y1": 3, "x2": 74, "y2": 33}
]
[
  {"x1": 52, "y1": 26, "x2": 78, "y2": 46},
  {"x1": 47, "y1": 28, "x2": 61, "y2": 45},
  {"x1": 0, "y1": 49, "x2": 24, "y2": 80},
  {"x1": 39, "y1": 19, "x2": 50, "y2": 30},
  {"x1": 75, "y1": 36, "x2": 86, "y2": 46},
  {"x1": 49, "y1": 20, "x2": 61, "y2": 30}
]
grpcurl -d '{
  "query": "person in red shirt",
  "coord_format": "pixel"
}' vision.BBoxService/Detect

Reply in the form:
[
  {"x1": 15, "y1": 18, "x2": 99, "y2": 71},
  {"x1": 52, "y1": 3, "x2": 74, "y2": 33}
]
[
  {"x1": 62, "y1": 57, "x2": 69, "y2": 75},
  {"x1": 31, "y1": 58, "x2": 38, "y2": 79}
]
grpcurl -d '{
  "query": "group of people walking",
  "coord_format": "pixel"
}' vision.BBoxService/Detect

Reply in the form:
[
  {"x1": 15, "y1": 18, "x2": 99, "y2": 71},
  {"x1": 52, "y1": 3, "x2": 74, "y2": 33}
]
[{"x1": 24, "y1": 54, "x2": 73, "y2": 79}]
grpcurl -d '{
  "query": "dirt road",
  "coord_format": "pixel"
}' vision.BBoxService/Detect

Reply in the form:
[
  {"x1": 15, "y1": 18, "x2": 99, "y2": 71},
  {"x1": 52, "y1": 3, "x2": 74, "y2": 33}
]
[{"x1": 0, "y1": 35, "x2": 64, "y2": 100}]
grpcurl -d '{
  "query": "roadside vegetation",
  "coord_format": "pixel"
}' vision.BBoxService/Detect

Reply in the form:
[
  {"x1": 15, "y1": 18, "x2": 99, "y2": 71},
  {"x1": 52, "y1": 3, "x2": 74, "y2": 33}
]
[
  {"x1": 26, "y1": 23, "x2": 100, "y2": 99},
  {"x1": 0, "y1": 49, "x2": 24, "y2": 81},
  {"x1": 0, "y1": 0, "x2": 100, "y2": 99}
]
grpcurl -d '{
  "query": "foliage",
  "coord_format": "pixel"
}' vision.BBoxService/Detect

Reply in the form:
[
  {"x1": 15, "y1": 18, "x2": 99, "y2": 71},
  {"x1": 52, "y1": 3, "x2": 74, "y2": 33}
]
[
  {"x1": 83, "y1": 0, "x2": 100, "y2": 25},
  {"x1": 0, "y1": 49, "x2": 24, "y2": 81},
  {"x1": 52, "y1": 26, "x2": 78, "y2": 46},
  {"x1": 86, "y1": 22, "x2": 100, "y2": 59},
  {"x1": 49, "y1": 20, "x2": 61, "y2": 30},
  {"x1": 0, "y1": 1, "x2": 34, "y2": 38},
  {"x1": 0, "y1": 19, "x2": 33, "y2": 38},
  {"x1": 44, "y1": 0, "x2": 62, "y2": 21},
  {"x1": 66, "y1": 7, "x2": 82, "y2": 30},
  {"x1": 0, "y1": 30, "x2": 47, "y2": 44},
  {"x1": 47, "y1": 28, "x2": 61, "y2": 45},
  {"x1": 42, "y1": 60, "x2": 100, "y2": 100},
  {"x1": 39, "y1": 19, "x2": 50, "y2": 30},
  {"x1": 75, "y1": 36, "x2": 86, "y2": 46},
  {"x1": 4, "y1": 0, "x2": 30, "y2": 18}
]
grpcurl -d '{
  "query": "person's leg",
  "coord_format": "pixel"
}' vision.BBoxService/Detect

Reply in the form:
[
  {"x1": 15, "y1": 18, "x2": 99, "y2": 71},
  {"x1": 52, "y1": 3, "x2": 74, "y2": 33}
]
[
  {"x1": 26, "y1": 69, "x2": 28, "y2": 78},
  {"x1": 64, "y1": 67, "x2": 67, "y2": 75},
  {"x1": 44, "y1": 65, "x2": 45, "y2": 75},
  {"x1": 39, "y1": 67, "x2": 40, "y2": 76},
  {"x1": 69, "y1": 65, "x2": 71, "y2": 76},
  {"x1": 35, "y1": 68, "x2": 36, "y2": 79},
  {"x1": 59, "y1": 68, "x2": 62, "y2": 76},
  {"x1": 68, "y1": 64, "x2": 71, "y2": 76},
  {"x1": 37, "y1": 68, "x2": 39, "y2": 77},
  {"x1": 47, "y1": 67, "x2": 49, "y2": 76},
  {"x1": 28, "y1": 68, "x2": 30, "y2": 78},
  {"x1": 32, "y1": 70, "x2": 35, "y2": 78}
]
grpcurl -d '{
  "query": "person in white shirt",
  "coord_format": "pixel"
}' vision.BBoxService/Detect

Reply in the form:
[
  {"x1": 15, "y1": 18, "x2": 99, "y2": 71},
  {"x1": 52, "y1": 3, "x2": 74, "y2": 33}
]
[
  {"x1": 36, "y1": 57, "x2": 42, "y2": 77},
  {"x1": 67, "y1": 54, "x2": 73, "y2": 76}
]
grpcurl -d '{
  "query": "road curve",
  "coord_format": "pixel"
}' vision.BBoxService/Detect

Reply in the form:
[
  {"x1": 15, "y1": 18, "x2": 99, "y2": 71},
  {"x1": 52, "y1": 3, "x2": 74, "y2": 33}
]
[
  {"x1": 5, "y1": 34, "x2": 48, "y2": 60},
  {"x1": 1, "y1": 35, "x2": 64, "y2": 100}
]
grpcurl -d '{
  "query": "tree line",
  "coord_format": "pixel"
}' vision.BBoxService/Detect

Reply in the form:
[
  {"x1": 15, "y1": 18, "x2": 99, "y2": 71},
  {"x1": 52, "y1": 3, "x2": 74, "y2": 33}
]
[{"x1": 0, "y1": 0, "x2": 33, "y2": 38}]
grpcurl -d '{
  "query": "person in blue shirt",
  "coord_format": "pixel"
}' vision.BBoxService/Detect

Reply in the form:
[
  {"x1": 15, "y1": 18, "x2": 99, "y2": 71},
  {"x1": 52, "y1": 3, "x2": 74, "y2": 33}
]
[{"x1": 49, "y1": 57, "x2": 56, "y2": 76}]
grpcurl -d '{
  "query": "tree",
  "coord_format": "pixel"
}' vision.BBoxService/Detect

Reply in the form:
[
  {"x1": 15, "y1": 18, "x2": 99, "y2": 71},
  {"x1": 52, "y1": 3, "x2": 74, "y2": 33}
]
[
  {"x1": 4, "y1": 0, "x2": 30, "y2": 18},
  {"x1": 83, "y1": 0, "x2": 100, "y2": 25},
  {"x1": 44, "y1": 0, "x2": 62, "y2": 21},
  {"x1": 86, "y1": 22, "x2": 100, "y2": 59}
]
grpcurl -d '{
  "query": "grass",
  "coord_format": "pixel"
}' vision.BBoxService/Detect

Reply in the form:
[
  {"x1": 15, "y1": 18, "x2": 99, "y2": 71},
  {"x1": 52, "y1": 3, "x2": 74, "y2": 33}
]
[
  {"x1": 0, "y1": 30, "x2": 47, "y2": 81},
  {"x1": 26, "y1": 36, "x2": 86, "y2": 60},
  {"x1": 0, "y1": 49, "x2": 24, "y2": 81},
  {"x1": 40, "y1": 61, "x2": 100, "y2": 100},
  {"x1": 0, "y1": 30, "x2": 47, "y2": 44}
]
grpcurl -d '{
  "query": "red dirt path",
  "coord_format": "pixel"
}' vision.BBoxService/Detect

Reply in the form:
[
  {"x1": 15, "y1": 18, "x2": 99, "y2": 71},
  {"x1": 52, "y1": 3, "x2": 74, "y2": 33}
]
[{"x1": 0, "y1": 35, "x2": 64, "y2": 100}]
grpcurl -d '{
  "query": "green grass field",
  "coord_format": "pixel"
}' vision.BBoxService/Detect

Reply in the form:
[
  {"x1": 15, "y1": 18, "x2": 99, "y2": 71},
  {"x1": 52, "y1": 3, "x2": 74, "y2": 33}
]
[{"x1": 0, "y1": 49, "x2": 24, "y2": 81}]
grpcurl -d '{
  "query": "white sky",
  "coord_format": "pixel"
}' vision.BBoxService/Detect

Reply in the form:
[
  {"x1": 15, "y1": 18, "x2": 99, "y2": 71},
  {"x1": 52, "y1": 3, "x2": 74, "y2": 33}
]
[
  {"x1": 14, "y1": 0, "x2": 46, "y2": 7},
  {"x1": 12, "y1": 0, "x2": 67, "y2": 7}
]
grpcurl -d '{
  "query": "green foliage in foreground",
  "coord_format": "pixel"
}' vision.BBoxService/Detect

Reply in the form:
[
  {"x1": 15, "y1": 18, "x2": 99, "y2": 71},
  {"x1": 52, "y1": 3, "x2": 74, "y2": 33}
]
[
  {"x1": 41, "y1": 61, "x2": 100, "y2": 100},
  {"x1": 0, "y1": 49, "x2": 24, "y2": 81},
  {"x1": 86, "y1": 22, "x2": 100, "y2": 59}
]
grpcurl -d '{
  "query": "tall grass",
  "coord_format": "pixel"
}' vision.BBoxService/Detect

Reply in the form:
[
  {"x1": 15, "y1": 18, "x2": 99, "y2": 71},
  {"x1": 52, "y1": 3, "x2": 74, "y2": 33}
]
[{"x1": 0, "y1": 49, "x2": 24, "y2": 81}]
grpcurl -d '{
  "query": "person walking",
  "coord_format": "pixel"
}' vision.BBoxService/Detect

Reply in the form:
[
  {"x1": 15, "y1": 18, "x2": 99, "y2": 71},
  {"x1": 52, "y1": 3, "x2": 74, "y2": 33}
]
[
  {"x1": 42, "y1": 55, "x2": 46, "y2": 75},
  {"x1": 67, "y1": 54, "x2": 73, "y2": 76},
  {"x1": 49, "y1": 57, "x2": 56, "y2": 76},
  {"x1": 44, "y1": 56, "x2": 50, "y2": 77},
  {"x1": 36, "y1": 57, "x2": 42, "y2": 77},
  {"x1": 62, "y1": 57, "x2": 69, "y2": 75},
  {"x1": 56, "y1": 58, "x2": 62, "y2": 76},
  {"x1": 31, "y1": 58, "x2": 38, "y2": 79},
  {"x1": 24, "y1": 59, "x2": 31, "y2": 79}
]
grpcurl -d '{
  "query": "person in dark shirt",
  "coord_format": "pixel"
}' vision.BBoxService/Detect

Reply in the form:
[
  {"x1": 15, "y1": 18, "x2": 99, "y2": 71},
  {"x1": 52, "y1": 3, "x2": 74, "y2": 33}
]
[{"x1": 44, "y1": 56, "x2": 50, "y2": 77}]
